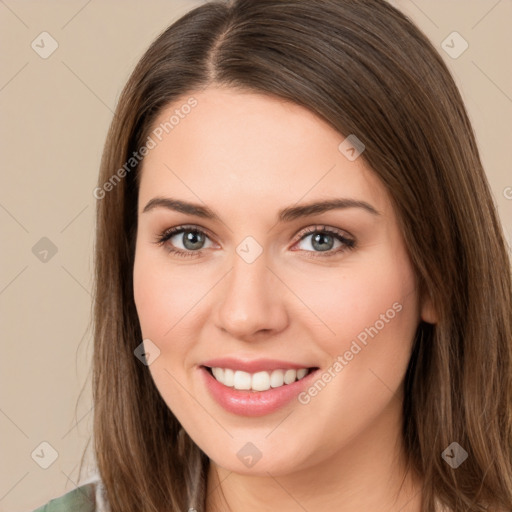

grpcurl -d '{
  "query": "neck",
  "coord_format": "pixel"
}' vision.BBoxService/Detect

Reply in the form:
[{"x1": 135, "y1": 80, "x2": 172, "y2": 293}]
[{"x1": 205, "y1": 396, "x2": 422, "y2": 512}]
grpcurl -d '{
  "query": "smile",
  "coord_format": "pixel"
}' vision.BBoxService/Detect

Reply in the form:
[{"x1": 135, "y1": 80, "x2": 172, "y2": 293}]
[
  {"x1": 208, "y1": 367, "x2": 311, "y2": 391},
  {"x1": 199, "y1": 358, "x2": 320, "y2": 416}
]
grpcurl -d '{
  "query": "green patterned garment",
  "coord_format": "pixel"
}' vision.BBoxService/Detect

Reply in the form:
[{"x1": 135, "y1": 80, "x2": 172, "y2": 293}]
[{"x1": 31, "y1": 482, "x2": 101, "y2": 512}]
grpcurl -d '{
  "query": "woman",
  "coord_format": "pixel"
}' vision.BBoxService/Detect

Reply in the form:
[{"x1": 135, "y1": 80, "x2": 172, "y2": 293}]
[{"x1": 33, "y1": 0, "x2": 512, "y2": 510}]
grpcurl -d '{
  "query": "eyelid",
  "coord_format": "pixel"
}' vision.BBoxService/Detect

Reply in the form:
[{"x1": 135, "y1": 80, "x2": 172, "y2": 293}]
[
  {"x1": 292, "y1": 224, "x2": 354, "y2": 243},
  {"x1": 290, "y1": 225, "x2": 356, "y2": 255},
  {"x1": 155, "y1": 224, "x2": 215, "y2": 243}
]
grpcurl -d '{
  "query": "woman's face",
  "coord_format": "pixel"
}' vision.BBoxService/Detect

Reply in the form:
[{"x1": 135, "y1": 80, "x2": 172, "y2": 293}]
[{"x1": 133, "y1": 86, "x2": 433, "y2": 476}]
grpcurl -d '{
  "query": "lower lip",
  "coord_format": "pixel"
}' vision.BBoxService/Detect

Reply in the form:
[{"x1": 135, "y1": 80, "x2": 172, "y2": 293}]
[{"x1": 200, "y1": 366, "x2": 318, "y2": 417}]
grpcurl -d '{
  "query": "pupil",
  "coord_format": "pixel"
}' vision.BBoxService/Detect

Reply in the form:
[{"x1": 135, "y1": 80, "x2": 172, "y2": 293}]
[
  {"x1": 312, "y1": 233, "x2": 333, "y2": 252},
  {"x1": 183, "y1": 230, "x2": 204, "y2": 250}
]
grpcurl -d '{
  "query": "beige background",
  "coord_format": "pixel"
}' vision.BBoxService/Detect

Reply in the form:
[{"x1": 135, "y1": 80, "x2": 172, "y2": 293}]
[{"x1": 0, "y1": 1, "x2": 511, "y2": 510}]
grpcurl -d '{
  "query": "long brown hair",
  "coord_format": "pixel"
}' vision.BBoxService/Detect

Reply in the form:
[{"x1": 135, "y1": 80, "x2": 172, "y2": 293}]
[{"x1": 89, "y1": 1, "x2": 512, "y2": 510}]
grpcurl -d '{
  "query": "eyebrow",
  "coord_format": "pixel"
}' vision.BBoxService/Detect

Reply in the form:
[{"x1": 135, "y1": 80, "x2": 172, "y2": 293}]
[{"x1": 142, "y1": 196, "x2": 380, "y2": 221}]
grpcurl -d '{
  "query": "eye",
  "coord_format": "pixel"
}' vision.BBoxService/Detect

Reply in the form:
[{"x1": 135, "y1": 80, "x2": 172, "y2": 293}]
[
  {"x1": 292, "y1": 225, "x2": 355, "y2": 258},
  {"x1": 153, "y1": 225, "x2": 214, "y2": 258},
  {"x1": 153, "y1": 224, "x2": 356, "y2": 259}
]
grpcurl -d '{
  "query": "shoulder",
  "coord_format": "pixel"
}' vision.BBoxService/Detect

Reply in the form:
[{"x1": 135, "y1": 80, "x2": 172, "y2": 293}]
[{"x1": 31, "y1": 478, "x2": 107, "y2": 512}]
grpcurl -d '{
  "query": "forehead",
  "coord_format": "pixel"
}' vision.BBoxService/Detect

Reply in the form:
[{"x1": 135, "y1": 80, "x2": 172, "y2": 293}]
[{"x1": 138, "y1": 87, "x2": 390, "y2": 217}]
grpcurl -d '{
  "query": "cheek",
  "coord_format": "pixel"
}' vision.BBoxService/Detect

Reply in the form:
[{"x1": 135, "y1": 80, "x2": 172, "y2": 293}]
[
  {"x1": 301, "y1": 250, "x2": 417, "y2": 386},
  {"x1": 290, "y1": 248, "x2": 420, "y2": 400},
  {"x1": 299, "y1": 255, "x2": 416, "y2": 342},
  {"x1": 133, "y1": 249, "x2": 207, "y2": 419},
  {"x1": 282, "y1": 253, "x2": 419, "y2": 460},
  {"x1": 133, "y1": 247, "x2": 210, "y2": 343}
]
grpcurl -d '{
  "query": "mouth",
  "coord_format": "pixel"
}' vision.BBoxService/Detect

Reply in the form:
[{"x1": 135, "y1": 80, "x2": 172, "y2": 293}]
[
  {"x1": 199, "y1": 359, "x2": 320, "y2": 417},
  {"x1": 203, "y1": 366, "x2": 315, "y2": 391}
]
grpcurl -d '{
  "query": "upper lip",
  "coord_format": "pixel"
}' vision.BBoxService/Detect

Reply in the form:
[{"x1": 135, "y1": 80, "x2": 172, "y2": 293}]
[{"x1": 201, "y1": 357, "x2": 316, "y2": 373}]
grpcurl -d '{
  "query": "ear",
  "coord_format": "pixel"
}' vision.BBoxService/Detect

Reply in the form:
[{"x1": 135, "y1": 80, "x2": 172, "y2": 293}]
[{"x1": 420, "y1": 291, "x2": 438, "y2": 324}]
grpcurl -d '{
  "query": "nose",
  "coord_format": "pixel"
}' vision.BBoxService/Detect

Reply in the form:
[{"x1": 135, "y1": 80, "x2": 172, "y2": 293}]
[{"x1": 213, "y1": 252, "x2": 289, "y2": 341}]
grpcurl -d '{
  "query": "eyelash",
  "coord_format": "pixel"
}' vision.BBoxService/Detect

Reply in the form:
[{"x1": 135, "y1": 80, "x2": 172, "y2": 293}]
[{"x1": 153, "y1": 224, "x2": 356, "y2": 259}]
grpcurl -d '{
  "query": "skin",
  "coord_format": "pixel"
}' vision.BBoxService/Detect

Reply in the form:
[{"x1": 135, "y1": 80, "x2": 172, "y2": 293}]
[{"x1": 133, "y1": 86, "x2": 437, "y2": 512}]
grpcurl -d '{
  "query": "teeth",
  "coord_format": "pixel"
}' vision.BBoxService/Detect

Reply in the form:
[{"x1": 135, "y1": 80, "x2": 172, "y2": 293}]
[
  {"x1": 210, "y1": 367, "x2": 310, "y2": 391},
  {"x1": 284, "y1": 369, "x2": 296, "y2": 384},
  {"x1": 223, "y1": 368, "x2": 234, "y2": 387},
  {"x1": 233, "y1": 370, "x2": 252, "y2": 390},
  {"x1": 270, "y1": 369, "x2": 284, "y2": 388},
  {"x1": 212, "y1": 367, "x2": 224, "y2": 381},
  {"x1": 297, "y1": 368, "x2": 308, "y2": 380},
  {"x1": 252, "y1": 371, "x2": 271, "y2": 391}
]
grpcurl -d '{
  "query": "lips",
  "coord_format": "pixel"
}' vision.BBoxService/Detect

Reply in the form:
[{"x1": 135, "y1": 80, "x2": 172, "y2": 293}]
[{"x1": 200, "y1": 357, "x2": 319, "y2": 416}]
